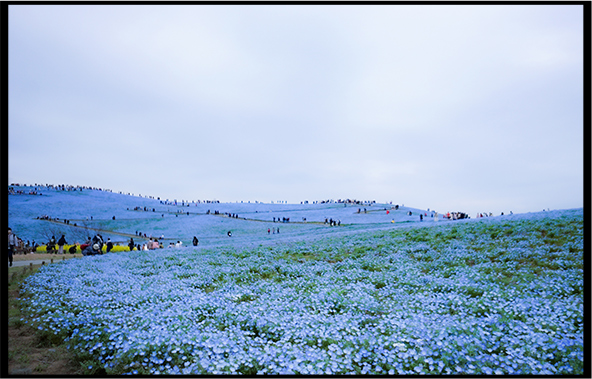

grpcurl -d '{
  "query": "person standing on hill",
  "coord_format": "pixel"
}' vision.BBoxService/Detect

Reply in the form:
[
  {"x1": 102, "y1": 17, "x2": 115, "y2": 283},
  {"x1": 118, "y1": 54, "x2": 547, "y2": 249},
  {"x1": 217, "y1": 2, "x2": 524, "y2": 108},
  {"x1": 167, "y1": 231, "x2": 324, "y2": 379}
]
[
  {"x1": 192, "y1": 236, "x2": 199, "y2": 246},
  {"x1": 8, "y1": 227, "x2": 17, "y2": 267},
  {"x1": 57, "y1": 234, "x2": 67, "y2": 254},
  {"x1": 128, "y1": 238, "x2": 135, "y2": 251}
]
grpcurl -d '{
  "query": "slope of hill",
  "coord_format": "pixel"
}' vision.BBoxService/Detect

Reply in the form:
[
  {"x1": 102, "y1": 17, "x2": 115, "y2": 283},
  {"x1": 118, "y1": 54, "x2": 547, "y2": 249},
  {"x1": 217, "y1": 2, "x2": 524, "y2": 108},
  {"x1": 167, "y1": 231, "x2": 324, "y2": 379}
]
[
  {"x1": 13, "y1": 203, "x2": 584, "y2": 375},
  {"x1": 9, "y1": 185, "x2": 446, "y2": 248}
]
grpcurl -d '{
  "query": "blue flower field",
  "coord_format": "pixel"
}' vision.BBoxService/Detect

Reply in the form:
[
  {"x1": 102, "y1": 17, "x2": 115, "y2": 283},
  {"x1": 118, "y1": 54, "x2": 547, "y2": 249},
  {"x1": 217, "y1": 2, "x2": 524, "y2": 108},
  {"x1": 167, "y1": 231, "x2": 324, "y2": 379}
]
[{"x1": 9, "y1": 186, "x2": 584, "y2": 375}]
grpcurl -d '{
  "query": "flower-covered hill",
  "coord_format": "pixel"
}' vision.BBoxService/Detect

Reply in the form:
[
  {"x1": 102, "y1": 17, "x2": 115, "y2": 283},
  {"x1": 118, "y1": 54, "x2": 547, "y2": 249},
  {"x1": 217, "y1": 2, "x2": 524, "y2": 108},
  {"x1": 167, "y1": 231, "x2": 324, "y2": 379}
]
[
  {"x1": 18, "y1": 206, "x2": 584, "y2": 375},
  {"x1": 9, "y1": 185, "x2": 441, "y2": 247}
]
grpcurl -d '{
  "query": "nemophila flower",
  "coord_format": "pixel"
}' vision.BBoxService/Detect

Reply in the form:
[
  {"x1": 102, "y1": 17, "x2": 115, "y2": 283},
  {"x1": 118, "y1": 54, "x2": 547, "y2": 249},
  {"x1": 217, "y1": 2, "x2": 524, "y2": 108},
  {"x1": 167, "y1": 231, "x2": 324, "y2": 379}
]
[{"x1": 17, "y1": 210, "x2": 583, "y2": 374}]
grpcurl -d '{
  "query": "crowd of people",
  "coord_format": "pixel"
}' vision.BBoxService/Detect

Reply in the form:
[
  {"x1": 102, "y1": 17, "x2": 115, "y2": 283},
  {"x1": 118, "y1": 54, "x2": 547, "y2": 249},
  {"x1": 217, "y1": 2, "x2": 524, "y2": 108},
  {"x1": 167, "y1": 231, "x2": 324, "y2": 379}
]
[
  {"x1": 7, "y1": 228, "x2": 39, "y2": 264},
  {"x1": 324, "y1": 218, "x2": 341, "y2": 226},
  {"x1": 37, "y1": 215, "x2": 77, "y2": 226},
  {"x1": 131, "y1": 206, "x2": 157, "y2": 212},
  {"x1": 160, "y1": 199, "x2": 220, "y2": 206},
  {"x1": 444, "y1": 212, "x2": 470, "y2": 220},
  {"x1": 8, "y1": 183, "x2": 225, "y2": 206},
  {"x1": 9, "y1": 183, "x2": 113, "y2": 193},
  {"x1": 8, "y1": 187, "x2": 43, "y2": 195},
  {"x1": 302, "y1": 199, "x2": 377, "y2": 205},
  {"x1": 207, "y1": 210, "x2": 243, "y2": 220},
  {"x1": 166, "y1": 241, "x2": 186, "y2": 248}
]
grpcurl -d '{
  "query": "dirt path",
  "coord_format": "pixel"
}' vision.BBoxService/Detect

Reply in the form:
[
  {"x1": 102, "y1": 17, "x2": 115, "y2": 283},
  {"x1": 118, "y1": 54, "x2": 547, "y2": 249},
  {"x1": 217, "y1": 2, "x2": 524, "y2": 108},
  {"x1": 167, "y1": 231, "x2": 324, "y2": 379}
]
[{"x1": 211, "y1": 213, "x2": 336, "y2": 225}]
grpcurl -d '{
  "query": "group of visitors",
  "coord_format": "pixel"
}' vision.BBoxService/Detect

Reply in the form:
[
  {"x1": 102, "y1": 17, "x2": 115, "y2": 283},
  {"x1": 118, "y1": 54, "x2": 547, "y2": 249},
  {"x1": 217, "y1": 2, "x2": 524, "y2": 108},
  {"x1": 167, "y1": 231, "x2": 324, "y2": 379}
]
[
  {"x1": 141, "y1": 238, "x2": 161, "y2": 250},
  {"x1": 36, "y1": 215, "x2": 80, "y2": 228},
  {"x1": 131, "y1": 206, "x2": 157, "y2": 212},
  {"x1": 135, "y1": 230, "x2": 153, "y2": 238},
  {"x1": 8, "y1": 187, "x2": 43, "y2": 195},
  {"x1": 10, "y1": 183, "x2": 109, "y2": 192},
  {"x1": 303, "y1": 199, "x2": 377, "y2": 205},
  {"x1": 445, "y1": 212, "x2": 470, "y2": 220},
  {"x1": 7, "y1": 226, "x2": 203, "y2": 267},
  {"x1": 208, "y1": 210, "x2": 241, "y2": 219},
  {"x1": 166, "y1": 241, "x2": 185, "y2": 248},
  {"x1": 6, "y1": 227, "x2": 39, "y2": 256},
  {"x1": 324, "y1": 218, "x2": 341, "y2": 226},
  {"x1": 128, "y1": 237, "x2": 157, "y2": 251},
  {"x1": 267, "y1": 228, "x2": 280, "y2": 234},
  {"x1": 44, "y1": 235, "x2": 68, "y2": 254},
  {"x1": 159, "y1": 199, "x2": 219, "y2": 205},
  {"x1": 80, "y1": 234, "x2": 107, "y2": 255}
]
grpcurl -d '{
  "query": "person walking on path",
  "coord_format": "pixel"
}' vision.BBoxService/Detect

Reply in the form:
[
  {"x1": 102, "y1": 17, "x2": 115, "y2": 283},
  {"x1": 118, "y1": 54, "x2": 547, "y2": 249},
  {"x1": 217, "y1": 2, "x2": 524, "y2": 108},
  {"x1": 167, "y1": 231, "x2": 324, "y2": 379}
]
[
  {"x1": 57, "y1": 234, "x2": 67, "y2": 254},
  {"x1": 128, "y1": 238, "x2": 135, "y2": 252},
  {"x1": 8, "y1": 227, "x2": 16, "y2": 267}
]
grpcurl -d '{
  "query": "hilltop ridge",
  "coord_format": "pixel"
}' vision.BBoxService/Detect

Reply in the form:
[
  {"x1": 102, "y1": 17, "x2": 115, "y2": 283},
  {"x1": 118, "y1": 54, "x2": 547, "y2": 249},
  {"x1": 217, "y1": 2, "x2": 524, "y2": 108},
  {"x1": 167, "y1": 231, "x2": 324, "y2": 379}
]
[
  {"x1": 9, "y1": 184, "x2": 445, "y2": 248},
  {"x1": 10, "y1": 184, "x2": 571, "y2": 251}
]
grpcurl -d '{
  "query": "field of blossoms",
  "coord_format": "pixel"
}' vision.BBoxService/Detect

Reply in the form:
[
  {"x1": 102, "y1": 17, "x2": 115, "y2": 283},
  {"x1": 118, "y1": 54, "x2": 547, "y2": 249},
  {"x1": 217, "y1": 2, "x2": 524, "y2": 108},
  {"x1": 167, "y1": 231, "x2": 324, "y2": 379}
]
[
  {"x1": 8, "y1": 185, "x2": 431, "y2": 247},
  {"x1": 18, "y1": 207, "x2": 584, "y2": 375}
]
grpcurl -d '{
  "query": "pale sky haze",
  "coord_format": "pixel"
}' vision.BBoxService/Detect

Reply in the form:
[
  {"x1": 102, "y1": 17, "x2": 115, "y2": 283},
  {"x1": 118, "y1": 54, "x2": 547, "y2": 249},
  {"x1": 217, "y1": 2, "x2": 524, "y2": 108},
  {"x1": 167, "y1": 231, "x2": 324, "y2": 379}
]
[{"x1": 8, "y1": 4, "x2": 585, "y2": 216}]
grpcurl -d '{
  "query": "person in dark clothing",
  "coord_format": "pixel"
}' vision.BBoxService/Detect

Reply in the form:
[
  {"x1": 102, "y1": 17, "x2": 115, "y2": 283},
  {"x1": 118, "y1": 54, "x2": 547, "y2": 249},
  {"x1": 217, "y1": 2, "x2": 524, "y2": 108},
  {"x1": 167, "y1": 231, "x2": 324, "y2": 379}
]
[
  {"x1": 47, "y1": 236, "x2": 56, "y2": 253},
  {"x1": 8, "y1": 227, "x2": 16, "y2": 267},
  {"x1": 192, "y1": 236, "x2": 199, "y2": 246},
  {"x1": 57, "y1": 235, "x2": 67, "y2": 254},
  {"x1": 92, "y1": 234, "x2": 104, "y2": 254},
  {"x1": 128, "y1": 238, "x2": 135, "y2": 251},
  {"x1": 106, "y1": 238, "x2": 113, "y2": 253}
]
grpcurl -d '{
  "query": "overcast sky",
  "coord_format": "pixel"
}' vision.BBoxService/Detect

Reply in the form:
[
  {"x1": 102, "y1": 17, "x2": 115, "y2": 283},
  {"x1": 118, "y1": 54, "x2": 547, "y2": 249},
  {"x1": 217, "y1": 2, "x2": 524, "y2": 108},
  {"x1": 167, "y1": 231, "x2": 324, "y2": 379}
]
[{"x1": 8, "y1": 4, "x2": 584, "y2": 215}]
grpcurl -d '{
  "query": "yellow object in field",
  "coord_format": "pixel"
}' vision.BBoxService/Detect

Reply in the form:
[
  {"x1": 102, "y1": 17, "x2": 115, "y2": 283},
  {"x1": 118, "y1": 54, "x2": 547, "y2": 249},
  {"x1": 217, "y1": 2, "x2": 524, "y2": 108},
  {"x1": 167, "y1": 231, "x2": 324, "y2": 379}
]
[
  {"x1": 35, "y1": 243, "x2": 132, "y2": 253},
  {"x1": 35, "y1": 244, "x2": 80, "y2": 253}
]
